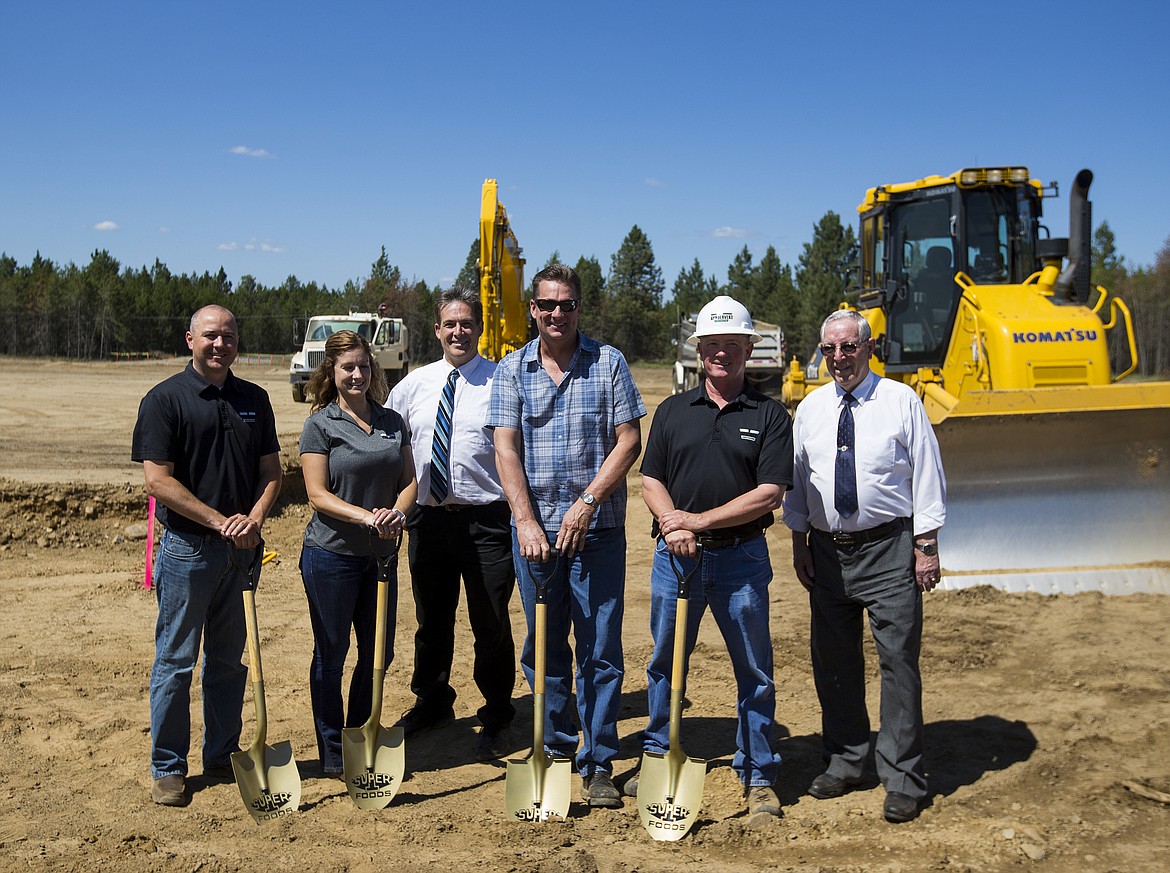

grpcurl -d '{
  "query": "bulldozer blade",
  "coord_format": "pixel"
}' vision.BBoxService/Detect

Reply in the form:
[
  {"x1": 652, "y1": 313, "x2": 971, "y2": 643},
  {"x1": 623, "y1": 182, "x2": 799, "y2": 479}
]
[
  {"x1": 935, "y1": 402, "x2": 1170, "y2": 594},
  {"x1": 504, "y1": 751, "x2": 572, "y2": 822},
  {"x1": 231, "y1": 740, "x2": 301, "y2": 823},
  {"x1": 636, "y1": 749, "x2": 705, "y2": 841},
  {"x1": 341, "y1": 724, "x2": 405, "y2": 810}
]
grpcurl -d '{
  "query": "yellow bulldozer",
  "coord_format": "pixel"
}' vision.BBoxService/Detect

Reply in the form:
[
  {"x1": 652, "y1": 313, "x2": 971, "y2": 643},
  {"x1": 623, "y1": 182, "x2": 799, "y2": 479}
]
[{"x1": 783, "y1": 167, "x2": 1170, "y2": 595}]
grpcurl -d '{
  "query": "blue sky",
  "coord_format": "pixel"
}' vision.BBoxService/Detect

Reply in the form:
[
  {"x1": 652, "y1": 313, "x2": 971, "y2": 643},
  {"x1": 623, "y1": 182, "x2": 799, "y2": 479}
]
[{"x1": 3, "y1": 1, "x2": 1167, "y2": 295}]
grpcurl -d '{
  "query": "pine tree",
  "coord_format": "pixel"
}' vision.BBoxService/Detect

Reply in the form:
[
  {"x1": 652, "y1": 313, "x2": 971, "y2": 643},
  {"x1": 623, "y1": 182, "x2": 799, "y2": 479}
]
[
  {"x1": 1092, "y1": 221, "x2": 1127, "y2": 291},
  {"x1": 750, "y1": 245, "x2": 798, "y2": 332},
  {"x1": 670, "y1": 258, "x2": 717, "y2": 317},
  {"x1": 606, "y1": 225, "x2": 666, "y2": 361},
  {"x1": 794, "y1": 212, "x2": 858, "y2": 356},
  {"x1": 723, "y1": 246, "x2": 755, "y2": 308},
  {"x1": 574, "y1": 255, "x2": 606, "y2": 341},
  {"x1": 455, "y1": 237, "x2": 479, "y2": 290}
]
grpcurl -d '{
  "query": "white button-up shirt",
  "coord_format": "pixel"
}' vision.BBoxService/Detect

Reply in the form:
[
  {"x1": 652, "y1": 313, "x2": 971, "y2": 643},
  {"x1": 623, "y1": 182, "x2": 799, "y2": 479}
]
[
  {"x1": 783, "y1": 371, "x2": 946, "y2": 536},
  {"x1": 388, "y1": 353, "x2": 506, "y2": 507}
]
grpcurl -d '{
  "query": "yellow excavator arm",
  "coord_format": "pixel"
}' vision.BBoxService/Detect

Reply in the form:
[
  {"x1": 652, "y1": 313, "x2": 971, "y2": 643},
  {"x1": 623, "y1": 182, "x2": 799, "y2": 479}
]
[{"x1": 478, "y1": 179, "x2": 528, "y2": 361}]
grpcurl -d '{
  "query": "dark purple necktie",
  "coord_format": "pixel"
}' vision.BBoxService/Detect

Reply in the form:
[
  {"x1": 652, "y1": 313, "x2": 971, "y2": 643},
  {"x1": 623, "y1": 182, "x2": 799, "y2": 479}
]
[{"x1": 835, "y1": 392, "x2": 858, "y2": 518}]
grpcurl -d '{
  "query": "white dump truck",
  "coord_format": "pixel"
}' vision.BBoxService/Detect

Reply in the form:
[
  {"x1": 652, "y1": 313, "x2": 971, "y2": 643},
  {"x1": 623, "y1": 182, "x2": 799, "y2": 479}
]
[{"x1": 289, "y1": 312, "x2": 409, "y2": 402}]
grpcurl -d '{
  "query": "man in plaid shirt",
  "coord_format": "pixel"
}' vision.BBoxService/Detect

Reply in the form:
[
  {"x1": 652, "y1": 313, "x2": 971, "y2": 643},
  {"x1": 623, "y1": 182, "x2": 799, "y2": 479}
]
[{"x1": 488, "y1": 263, "x2": 645, "y2": 809}]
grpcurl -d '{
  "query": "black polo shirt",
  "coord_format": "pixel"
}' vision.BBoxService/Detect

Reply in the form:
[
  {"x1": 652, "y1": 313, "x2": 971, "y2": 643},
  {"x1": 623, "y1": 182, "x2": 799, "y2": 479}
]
[
  {"x1": 640, "y1": 382, "x2": 793, "y2": 537},
  {"x1": 132, "y1": 362, "x2": 280, "y2": 535}
]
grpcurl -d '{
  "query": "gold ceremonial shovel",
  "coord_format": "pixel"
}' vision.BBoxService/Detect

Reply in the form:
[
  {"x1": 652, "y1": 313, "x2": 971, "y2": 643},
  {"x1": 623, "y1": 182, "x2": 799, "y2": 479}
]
[
  {"x1": 637, "y1": 544, "x2": 706, "y2": 841},
  {"x1": 230, "y1": 544, "x2": 301, "y2": 823},
  {"x1": 505, "y1": 550, "x2": 572, "y2": 822},
  {"x1": 342, "y1": 535, "x2": 405, "y2": 809}
]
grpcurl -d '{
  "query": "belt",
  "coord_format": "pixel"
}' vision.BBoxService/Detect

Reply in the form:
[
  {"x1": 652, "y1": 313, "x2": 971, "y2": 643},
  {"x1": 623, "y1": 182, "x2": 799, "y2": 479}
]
[
  {"x1": 424, "y1": 500, "x2": 508, "y2": 514},
  {"x1": 696, "y1": 530, "x2": 764, "y2": 550},
  {"x1": 818, "y1": 518, "x2": 905, "y2": 547}
]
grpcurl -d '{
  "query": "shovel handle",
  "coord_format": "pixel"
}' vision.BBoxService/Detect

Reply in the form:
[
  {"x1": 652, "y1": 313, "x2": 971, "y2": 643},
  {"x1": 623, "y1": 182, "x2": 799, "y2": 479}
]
[
  {"x1": 368, "y1": 529, "x2": 403, "y2": 584},
  {"x1": 525, "y1": 548, "x2": 561, "y2": 605},
  {"x1": 665, "y1": 540, "x2": 703, "y2": 600},
  {"x1": 229, "y1": 541, "x2": 265, "y2": 592}
]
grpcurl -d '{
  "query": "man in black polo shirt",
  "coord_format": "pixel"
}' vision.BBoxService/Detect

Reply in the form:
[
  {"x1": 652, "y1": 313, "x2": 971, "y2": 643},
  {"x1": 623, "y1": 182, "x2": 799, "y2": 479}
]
[
  {"x1": 131, "y1": 305, "x2": 282, "y2": 807},
  {"x1": 634, "y1": 295, "x2": 793, "y2": 823}
]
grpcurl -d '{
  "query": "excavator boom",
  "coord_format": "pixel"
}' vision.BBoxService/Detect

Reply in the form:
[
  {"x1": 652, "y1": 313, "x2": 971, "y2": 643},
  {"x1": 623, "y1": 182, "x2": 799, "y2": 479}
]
[{"x1": 478, "y1": 179, "x2": 528, "y2": 361}]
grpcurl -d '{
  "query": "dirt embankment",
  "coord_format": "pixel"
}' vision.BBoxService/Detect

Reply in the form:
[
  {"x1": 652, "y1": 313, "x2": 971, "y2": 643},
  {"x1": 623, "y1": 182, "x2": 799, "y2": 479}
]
[{"x1": 0, "y1": 358, "x2": 1168, "y2": 872}]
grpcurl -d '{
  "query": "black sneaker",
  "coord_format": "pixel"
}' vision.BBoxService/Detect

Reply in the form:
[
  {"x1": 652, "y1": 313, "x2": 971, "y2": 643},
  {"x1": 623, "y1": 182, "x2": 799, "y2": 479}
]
[
  {"x1": 395, "y1": 705, "x2": 456, "y2": 737},
  {"x1": 581, "y1": 772, "x2": 622, "y2": 808},
  {"x1": 475, "y1": 722, "x2": 513, "y2": 762}
]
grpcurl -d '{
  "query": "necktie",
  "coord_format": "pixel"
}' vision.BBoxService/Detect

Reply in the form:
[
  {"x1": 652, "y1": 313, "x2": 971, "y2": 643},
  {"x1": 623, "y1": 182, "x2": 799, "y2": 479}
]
[
  {"x1": 429, "y1": 368, "x2": 458, "y2": 504},
  {"x1": 835, "y1": 392, "x2": 858, "y2": 519}
]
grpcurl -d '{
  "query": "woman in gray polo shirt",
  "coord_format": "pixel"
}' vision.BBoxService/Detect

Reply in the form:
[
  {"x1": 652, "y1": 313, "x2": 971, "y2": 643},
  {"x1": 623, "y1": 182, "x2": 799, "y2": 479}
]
[{"x1": 299, "y1": 330, "x2": 416, "y2": 775}]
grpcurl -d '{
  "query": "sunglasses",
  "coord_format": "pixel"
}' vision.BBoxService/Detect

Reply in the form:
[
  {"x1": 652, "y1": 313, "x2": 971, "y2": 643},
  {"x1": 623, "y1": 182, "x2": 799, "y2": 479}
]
[
  {"x1": 532, "y1": 297, "x2": 579, "y2": 313},
  {"x1": 819, "y1": 342, "x2": 862, "y2": 356}
]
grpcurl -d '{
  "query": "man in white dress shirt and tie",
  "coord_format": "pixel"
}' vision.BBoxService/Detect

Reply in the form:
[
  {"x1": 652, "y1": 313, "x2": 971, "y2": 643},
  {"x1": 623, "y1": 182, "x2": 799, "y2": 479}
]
[
  {"x1": 388, "y1": 286, "x2": 516, "y2": 761},
  {"x1": 783, "y1": 309, "x2": 946, "y2": 823}
]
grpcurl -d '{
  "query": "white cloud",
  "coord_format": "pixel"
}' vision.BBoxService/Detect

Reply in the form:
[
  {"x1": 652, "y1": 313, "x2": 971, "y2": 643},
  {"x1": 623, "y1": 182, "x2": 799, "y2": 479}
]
[
  {"x1": 712, "y1": 226, "x2": 750, "y2": 239},
  {"x1": 216, "y1": 237, "x2": 286, "y2": 254},
  {"x1": 93, "y1": 220, "x2": 119, "y2": 232},
  {"x1": 644, "y1": 177, "x2": 668, "y2": 188},
  {"x1": 158, "y1": 226, "x2": 170, "y2": 233},
  {"x1": 229, "y1": 145, "x2": 271, "y2": 158}
]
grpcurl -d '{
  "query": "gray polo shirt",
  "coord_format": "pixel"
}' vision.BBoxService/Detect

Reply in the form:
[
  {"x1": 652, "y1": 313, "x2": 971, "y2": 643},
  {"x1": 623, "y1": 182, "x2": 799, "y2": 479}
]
[{"x1": 299, "y1": 401, "x2": 409, "y2": 557}]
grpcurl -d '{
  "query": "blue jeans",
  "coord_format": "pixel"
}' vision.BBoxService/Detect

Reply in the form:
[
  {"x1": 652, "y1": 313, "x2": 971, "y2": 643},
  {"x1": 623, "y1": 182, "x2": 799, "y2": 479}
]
[
  {"x1": 300, "y1": 545, "x2": 396, "y2": 772},
  {"x1": 150, "y1": 529, "x2": 249, "y2": 779},
  {"x1": 513, "y1": 525, "x2": 625, "y2": 777},
  {"x1": 644, "y1": 535, "x2": 780, "y2": 787}
]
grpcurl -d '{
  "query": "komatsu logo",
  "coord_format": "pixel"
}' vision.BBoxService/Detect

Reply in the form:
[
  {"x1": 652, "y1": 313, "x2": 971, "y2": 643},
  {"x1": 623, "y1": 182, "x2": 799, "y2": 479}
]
[
  {"x1": 1012, "y1": 329, "x2": 1097, "y2": 343},
  {"x1": 352, "y1": 771, "x2": 395, "y2": 790}
]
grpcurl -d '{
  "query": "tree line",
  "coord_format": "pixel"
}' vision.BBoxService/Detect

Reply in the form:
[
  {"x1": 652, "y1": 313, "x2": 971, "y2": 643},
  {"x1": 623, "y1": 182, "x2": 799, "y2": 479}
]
[{"x1": 1, "y1": 216, "x2": 1167, "y2": 377}]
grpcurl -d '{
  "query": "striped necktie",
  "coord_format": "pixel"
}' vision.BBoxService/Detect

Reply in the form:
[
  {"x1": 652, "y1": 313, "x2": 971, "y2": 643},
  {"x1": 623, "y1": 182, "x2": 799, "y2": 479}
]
[
  {"x1": 429, "y1": 368, "x2": 458, "y2": 504},
  {"x1": 835, "y1": 392, "x2": 858, "y2": 519}
]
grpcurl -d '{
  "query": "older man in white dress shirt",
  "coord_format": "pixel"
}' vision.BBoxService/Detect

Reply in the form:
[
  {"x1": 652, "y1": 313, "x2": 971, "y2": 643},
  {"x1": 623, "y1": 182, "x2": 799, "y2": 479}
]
[{"x1": 784, "y1": 309, "x2": 946, "y2": 823}]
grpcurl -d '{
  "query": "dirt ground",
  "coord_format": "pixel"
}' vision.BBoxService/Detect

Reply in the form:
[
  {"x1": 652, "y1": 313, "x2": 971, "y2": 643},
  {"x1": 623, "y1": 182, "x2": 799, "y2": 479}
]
[{"x1": 1, "y1": 357, "x2": 1168, "y2": 873}]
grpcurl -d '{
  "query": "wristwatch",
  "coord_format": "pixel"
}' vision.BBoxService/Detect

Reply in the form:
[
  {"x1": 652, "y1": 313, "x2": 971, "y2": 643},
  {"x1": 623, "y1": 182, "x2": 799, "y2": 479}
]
[
  {"x1": 915, "y1": 541, "x2": 938, "y2": 557},
  {"x1": 581, "y1": 492, "x2": 598, "y2": 507}
]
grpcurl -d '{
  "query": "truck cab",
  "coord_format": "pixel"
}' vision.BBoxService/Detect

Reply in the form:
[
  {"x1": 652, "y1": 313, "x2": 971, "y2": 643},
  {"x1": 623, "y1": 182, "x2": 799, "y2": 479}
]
[{"x1": 289, "y1": 312, "x2": 409, "y2": 402}]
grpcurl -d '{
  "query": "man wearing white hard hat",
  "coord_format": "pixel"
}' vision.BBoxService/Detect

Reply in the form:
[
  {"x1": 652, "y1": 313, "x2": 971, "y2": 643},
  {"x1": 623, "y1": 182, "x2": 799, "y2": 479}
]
[{"x1": 634, "y1": 295, "x2": 793, "y2": 822}]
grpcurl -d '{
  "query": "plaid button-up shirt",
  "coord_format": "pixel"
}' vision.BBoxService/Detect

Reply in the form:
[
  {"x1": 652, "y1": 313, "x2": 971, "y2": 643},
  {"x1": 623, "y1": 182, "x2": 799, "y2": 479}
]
[{"x1": 487, "y1": 332, "x2": 645, "y2": 532}]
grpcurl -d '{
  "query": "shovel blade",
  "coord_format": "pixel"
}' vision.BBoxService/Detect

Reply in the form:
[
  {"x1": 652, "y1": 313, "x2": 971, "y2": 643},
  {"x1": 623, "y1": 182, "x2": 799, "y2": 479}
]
[
  {"x1": 341, "y1": 724, "x2": 405, "y2": 809},
  {"x1": 231, "y1": 741, "x2": 301, "y2": 823},
  {"x1": 504, "y1": 753, "x2": 572, "y2": 822},
  {"x1": 636, "y1": 750, "x2": 706, "y2": 841}
]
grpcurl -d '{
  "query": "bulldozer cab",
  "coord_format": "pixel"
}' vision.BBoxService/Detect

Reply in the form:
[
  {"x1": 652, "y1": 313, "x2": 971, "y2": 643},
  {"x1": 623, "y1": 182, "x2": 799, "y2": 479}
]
[{"x1": 860, "y1": 176, "x2": 1041, "y2": 371}]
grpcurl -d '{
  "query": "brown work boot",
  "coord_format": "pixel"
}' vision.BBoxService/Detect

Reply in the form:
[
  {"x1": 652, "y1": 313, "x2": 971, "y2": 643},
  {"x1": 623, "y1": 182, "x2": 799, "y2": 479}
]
[
  {"x1": 152, "y1": 774, "x2": 188, "y2": 807},
  {"x1": 744, "y1": 781, "x2": 781, "y2": 814}
]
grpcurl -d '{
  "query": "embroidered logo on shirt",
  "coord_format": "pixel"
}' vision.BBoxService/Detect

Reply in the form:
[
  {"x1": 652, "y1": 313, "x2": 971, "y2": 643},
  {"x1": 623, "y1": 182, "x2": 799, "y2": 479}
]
[{"x1": 739, "y1": 428, "x2": 760, "y2": 442}]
